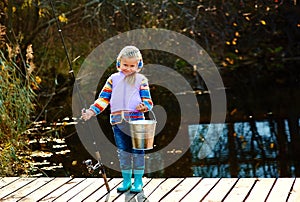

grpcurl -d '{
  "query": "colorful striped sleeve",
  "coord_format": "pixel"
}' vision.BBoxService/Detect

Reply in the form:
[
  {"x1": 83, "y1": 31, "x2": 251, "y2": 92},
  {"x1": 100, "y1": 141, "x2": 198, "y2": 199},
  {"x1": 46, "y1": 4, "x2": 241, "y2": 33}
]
[
  {"x1": 90, "y1": 77, "x2": 112, "y2": 115},
  {"x1": 140, "y1": 78, "x2": 153, "y2": 111}
]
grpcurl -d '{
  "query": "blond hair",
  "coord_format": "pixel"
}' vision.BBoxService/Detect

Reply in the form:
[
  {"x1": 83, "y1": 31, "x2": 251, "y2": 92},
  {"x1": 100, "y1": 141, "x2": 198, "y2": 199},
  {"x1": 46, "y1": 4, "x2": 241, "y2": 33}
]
[
  {"x1": 117, "y1": 46, "x2": 143, "y2": 85},
  {"x1": 117, "y1": 46, "x2": 143, "y2": 62}
]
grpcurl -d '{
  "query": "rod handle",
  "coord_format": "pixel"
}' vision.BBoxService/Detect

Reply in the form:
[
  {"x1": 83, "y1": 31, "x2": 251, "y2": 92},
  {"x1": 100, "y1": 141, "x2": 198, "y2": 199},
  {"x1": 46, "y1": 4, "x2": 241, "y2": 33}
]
[
  {"x1": 95, "y1": 151, "x2": 101, "y2": 160},
  {"x1": 102, "y1": 173, "x2": 110, "y2": 192}
]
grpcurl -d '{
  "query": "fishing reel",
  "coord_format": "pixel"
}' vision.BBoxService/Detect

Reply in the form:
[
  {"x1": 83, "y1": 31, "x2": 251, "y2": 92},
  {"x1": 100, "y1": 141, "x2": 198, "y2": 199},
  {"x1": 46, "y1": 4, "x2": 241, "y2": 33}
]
[
  {"x1": 82, "y1": 159, "x2": 100, "y2": 174},
  {"x1": 82, "y1": 159, "x2": 101, "y2": 174}
]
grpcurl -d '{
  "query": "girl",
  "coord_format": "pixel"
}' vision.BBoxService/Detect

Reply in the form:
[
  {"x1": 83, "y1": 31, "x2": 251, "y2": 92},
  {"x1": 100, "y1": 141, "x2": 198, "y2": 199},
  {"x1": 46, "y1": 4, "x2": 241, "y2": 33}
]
[{"x1": 81, "y1": 46, "x2": 153, "y2": 193}]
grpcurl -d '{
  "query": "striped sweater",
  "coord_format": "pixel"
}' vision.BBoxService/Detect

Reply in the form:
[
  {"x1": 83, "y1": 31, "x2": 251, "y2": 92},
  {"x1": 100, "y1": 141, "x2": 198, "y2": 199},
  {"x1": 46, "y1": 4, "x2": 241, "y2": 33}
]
[{"x1": 90, "y1": 72, "x2": 153, "y2": 124}]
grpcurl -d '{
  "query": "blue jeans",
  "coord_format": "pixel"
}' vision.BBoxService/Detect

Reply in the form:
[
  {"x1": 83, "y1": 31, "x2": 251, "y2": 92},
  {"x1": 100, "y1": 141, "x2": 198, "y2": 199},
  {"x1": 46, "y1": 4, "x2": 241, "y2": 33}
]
[{"x1": 112, "y1": 122, "x2": 145, "y2": 170}]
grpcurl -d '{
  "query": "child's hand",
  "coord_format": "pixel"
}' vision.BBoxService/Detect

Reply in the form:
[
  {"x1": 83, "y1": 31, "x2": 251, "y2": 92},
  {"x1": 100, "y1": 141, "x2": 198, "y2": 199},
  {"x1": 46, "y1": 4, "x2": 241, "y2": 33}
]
[
  {"x1": 81, "y1": 108, "x2": 95, "y2": 121},
  {"x1": 136, "y1": 103, "x2": 147, "y2": 112}
]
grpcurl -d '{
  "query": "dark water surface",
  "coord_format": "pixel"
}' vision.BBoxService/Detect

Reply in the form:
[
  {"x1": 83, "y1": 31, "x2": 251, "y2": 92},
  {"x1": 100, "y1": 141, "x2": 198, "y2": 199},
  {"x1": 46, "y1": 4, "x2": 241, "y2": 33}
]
[
  {"x1": 28, "y1": 115, "x2": 299, "y2": 178},
  {"x1": 28, "y1": 80, "x2": 300, "y2": 178}
]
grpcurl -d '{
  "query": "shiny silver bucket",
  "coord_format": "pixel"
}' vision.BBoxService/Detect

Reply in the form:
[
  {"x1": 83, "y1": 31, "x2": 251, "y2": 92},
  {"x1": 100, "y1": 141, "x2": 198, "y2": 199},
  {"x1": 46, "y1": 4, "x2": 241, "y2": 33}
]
[{"x1": 129, "y1": 111, "x2": 156, "y2": 150}]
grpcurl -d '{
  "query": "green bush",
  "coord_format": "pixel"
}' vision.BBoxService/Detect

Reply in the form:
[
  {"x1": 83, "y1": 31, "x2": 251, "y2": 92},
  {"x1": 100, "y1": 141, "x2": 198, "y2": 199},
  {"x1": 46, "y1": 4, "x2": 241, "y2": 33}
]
[{"x1": 0, "y1": 50, "x2": 36, "y2": 176}]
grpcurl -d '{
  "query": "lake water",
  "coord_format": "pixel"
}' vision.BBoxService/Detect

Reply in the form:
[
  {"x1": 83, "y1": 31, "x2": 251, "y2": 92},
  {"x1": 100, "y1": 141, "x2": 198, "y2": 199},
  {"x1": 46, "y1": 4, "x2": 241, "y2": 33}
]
[{"x1": 28, "y1": 117, "x2": 299, "y2": 178}]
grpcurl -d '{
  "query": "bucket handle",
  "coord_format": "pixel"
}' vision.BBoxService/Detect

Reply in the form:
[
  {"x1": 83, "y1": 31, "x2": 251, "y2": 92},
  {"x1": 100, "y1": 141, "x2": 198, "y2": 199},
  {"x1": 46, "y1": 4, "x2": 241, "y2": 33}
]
[{"x1": 149, "y1": 110, "x2": 156, "y2": 121}]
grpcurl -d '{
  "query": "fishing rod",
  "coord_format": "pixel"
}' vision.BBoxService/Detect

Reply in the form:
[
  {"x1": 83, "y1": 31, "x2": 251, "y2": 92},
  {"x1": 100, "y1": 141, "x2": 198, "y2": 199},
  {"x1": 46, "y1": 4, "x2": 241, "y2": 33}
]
[{"x1": 49, "y1": 0, "x2": 110, "y2": 192}]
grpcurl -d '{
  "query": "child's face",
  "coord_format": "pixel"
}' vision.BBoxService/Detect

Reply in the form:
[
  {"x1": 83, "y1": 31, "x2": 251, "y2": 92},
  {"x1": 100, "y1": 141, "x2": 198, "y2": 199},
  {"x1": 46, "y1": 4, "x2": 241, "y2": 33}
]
[{"x1": 119, "y1": 57, "x2": 139, "y2": 76}]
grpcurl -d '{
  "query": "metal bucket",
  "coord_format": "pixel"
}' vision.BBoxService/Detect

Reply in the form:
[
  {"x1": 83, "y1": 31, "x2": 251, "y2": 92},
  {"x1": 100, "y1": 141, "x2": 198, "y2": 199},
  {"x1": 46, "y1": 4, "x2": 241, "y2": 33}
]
[{"x1": 129, "y1": 111, "x2": 156, "y2": 150}]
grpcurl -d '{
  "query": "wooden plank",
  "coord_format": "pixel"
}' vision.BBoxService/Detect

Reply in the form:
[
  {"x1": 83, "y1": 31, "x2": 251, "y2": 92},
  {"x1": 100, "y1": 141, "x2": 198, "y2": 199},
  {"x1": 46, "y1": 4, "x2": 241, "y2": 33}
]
[
  {"x1": 146, "y1": 178, "x2": 184, "y2": 201},
  {"x1": 160, "y1": 177, "x2": 201, "y2": 201},
  {"x1": 109, "y1": 177, "x2": 151, "y2": 202},
  {"x1": 202, "y1": 178, "x2": 239, "y2": 202},
  {"x1": 288, "y1": 178, "x2": 300, "y2": 202},
  {"x1": 0, "y1": 177, "x2": 19, "y2": 189},
  {"x1": 1, "y1": 177, "x2": 53, "y2": 202},
  {"x1": 266, "y1": 178, "x2": 295, "y2": 202},
  {"x1": 245, "y1": 178, "x2": 276, "y2": 202},
  {"x1": 223, "y1": 178, "x2": 256, "y2": 202},
  {"x1": 69, "y1": 178, "x2": 112, "y2": 202},
  {"x1": 100, "y1": 179, "x2": 130, "y2": 202},
  {"x1": 19, "y1": 178, "x2": 72, "y2": 202},
  {"x1": 1, "y1": 177, "x2": 298, "y2": 202},
  {"x1": 0, "y1": 178, "x2": 36, "y2": 199},
  {"x1": 39, "y1": 178, "x2": 85, "y2": 202},
  {"x1": 113, "y1": 178, "x2": 165, "y2": 202},
  {"x1": 83, "y1": 178, "x2": 122, "y2": 202},
  {"x1": 130, "y1": 178, "x2": 166, "y2": 202},
  {"x1": 181, "y1": 178, "x2": 220, "y2": 202},
  {"x1": 141, "y1": 178, "x2": 165, "y2": 197},
  {"x1": 53, "y1": 178, "x2": 98, "y2": 202},
  {"x1": 113, "y1": 177, "x2": 152, "y2": 202}
]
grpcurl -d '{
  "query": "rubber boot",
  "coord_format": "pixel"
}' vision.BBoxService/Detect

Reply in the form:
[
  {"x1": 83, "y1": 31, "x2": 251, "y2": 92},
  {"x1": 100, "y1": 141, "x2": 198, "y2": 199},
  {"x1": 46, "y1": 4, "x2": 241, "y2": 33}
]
[
  {"x1": 117, "y1": 170, "x2": 132, "y2": 192},
  {"x1": 130, "y1": 169, "x2": 144, "y2": 193}
]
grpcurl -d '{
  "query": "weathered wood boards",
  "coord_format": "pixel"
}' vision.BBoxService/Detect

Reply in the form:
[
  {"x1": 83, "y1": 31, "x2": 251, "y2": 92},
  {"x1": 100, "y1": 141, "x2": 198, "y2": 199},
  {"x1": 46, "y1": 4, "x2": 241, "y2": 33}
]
[{"x1": 1, "y1": 177, "x2": 300, "y2": 201}]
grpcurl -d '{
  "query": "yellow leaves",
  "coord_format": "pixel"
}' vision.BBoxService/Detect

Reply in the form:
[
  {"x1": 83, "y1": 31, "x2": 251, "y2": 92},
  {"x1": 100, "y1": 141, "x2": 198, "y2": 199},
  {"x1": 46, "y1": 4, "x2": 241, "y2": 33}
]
[
  {"x1": 58, "y1": 14, "x2": 68, "y2": 23},
  {"x1": 21, "y1": 0, "x2": 33, "y2": 9},
  {"x1": 243, "y1": 13, "x2": 251, "y2": 21},
  {"x1": 226, "y1": 28, "x2": 240, "y2": 55},
  {"x1": 26, "y1": 44, "x2": 34, "y2": 64},
  {"x1": 221, "y1": 61, "x2": 228, "y2": 67},
  {"x1": 26, "y1": 44, "x2": 36, "y2": 76},
  {"x1": 35, "y1": 76, "x2": 42, "y2": 84},
  {"x1": 226, "y1": 37, "x2": 239, "y2": 54},
  {"x1": 232, "y1": 39, "x2": 237, "y2": 45},
  {"x1": 31, "y1": 82, "x2": 39, "y2": 90},
  {"x1": 6, "y1": 44, "x2": 20, "y2": 61},
  {"x1": 0, "y1": 24, "x2": 5, "y2": 48},
  {"x1": 260, "y1": 20, "x2": 266, "y2": 25},
  {"x1": 31, "y1": 76, "x2": 42, "y2": 90},
  {"x1": 39, "y1": 8, "x2": 47, "y2": 17},
  {"x1": 0, "y1": 24, "x2": 6, "y2": 35},
  {"x1": 222, "y1": 57, "x2": 235, "y2": 67},
  {"x1": 226, "y1": 57, "x2": 235, "y2": 65},
  {"x1": 226, "y1": 36, "x2": 239, "y2": 46},
  {"x1": 230, "y1": 108, "x2": 238, "y2": 116}
]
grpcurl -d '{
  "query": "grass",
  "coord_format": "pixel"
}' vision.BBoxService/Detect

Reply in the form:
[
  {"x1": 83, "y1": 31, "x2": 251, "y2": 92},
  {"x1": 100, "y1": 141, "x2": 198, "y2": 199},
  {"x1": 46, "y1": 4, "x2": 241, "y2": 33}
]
[{"x1": 0, "y1": 50, "x2": 37, "y2": 176}]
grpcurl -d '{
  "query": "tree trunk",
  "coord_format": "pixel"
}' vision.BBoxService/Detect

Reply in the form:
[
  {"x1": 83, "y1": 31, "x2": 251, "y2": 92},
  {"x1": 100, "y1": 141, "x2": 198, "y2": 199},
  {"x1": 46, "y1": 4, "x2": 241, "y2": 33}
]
[
  {"x1": 288, "y1": 114, "x2": 300, "y2": 176},
  {"x1": 276, "y1": 118, "x2": 290, "y2": 177},
  {"x1": 228, "y1": 122, "x2": 238, "y2": 177}
]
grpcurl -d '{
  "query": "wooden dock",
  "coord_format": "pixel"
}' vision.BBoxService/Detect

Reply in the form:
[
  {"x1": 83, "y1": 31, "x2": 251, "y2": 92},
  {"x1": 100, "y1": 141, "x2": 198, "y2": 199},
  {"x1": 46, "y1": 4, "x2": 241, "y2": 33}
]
[{"x1": 1, "y1": 177, "x2": 300, "y2": 201}]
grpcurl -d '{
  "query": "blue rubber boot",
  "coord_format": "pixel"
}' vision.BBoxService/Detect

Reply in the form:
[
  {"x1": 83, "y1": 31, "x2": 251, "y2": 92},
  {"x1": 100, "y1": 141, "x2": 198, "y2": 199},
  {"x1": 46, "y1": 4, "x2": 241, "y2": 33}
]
[
  {"x1": 117, "y1": 170, "x2": 132, "y2": 192},
  {"x1": 130, "y1": 169, "x2": 144, "y2": 193}
]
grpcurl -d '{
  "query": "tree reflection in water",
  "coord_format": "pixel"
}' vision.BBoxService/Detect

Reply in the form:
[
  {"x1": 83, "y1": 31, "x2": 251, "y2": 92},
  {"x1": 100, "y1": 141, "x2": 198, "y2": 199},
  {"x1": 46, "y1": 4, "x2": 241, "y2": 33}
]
[
  {"x1": 28, "y1": 115, "x2": 299, "y2": 178},
  {"x1": 188, "y1": 117, "x2": 298, "y2": 178}
]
